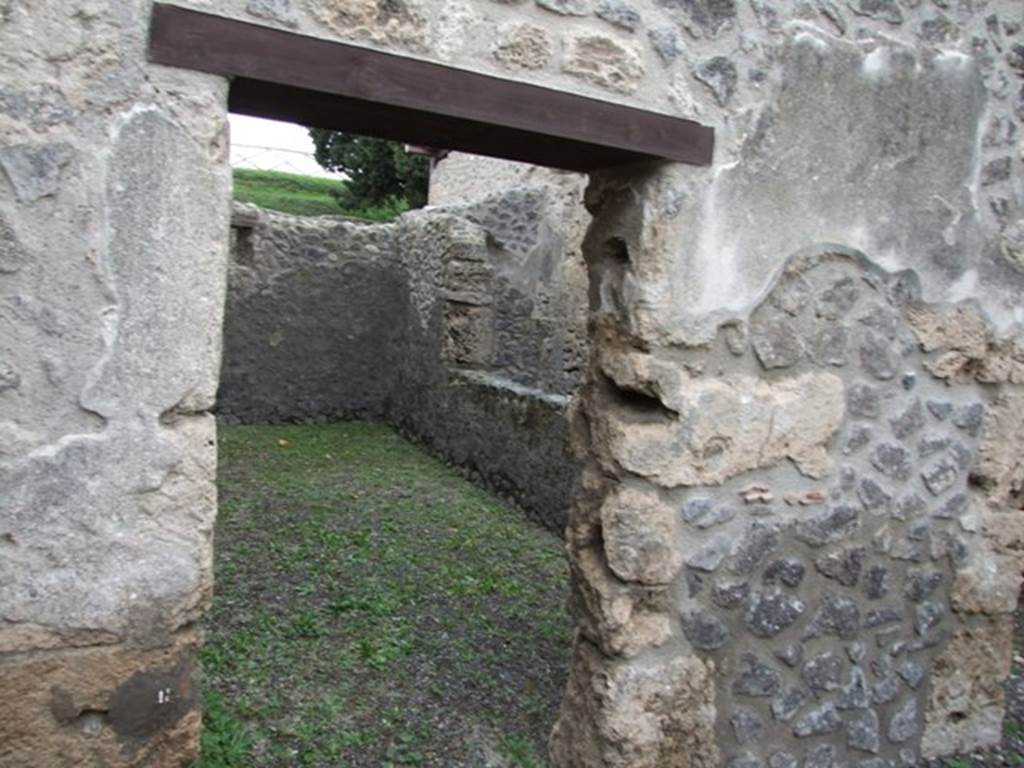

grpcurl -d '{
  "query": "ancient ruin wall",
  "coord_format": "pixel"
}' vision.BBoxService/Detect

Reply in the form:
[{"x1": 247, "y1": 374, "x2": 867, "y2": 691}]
[
  {"x1": 2, "y1": 0, "x2": 1022, "y2": 766},
  {"x1": 0, "y1": 2, "x2": 229, "y2": 764},
  {"x1": 429, "y1": 154, "x2": 591, "y2": 351},
  {"x1": 557, "y1": 250, "x2": 1013, "y2": 767},
  {"x1": 550, "y1": 16, "x2": 1024, "y2": 766},
  {"x1": 217, "y1": 199, "x2": 582, "y2": 532},
  {"x1": 390, "y1": 206, "x2": 582, "y2": 533},
  {"x1": 217, "y1": 206, "x2": 403, "y2": 424}
]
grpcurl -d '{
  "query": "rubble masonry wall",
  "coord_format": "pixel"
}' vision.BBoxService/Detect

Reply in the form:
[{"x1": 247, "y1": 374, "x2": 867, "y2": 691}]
[{"x1": 1, "y1": 0, "x2": 1022, "y2": 765}]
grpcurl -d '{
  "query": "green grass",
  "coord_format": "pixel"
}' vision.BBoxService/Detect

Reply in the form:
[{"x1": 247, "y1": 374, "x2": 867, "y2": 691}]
[
  {"x1": 199, "y1": 690, "x2": 255, "y2": 768},
  {"x1": 498, "y1": 734, "x2": 546, "y2": 768},
  {"x1": 232, "y1": 168, "x2": 406, "y2": 221},
  {"x1": 198, "y1": 423, "x2": 571, "y2": 767},
  {"x1": 232, "y1": 168, "x2": 347, "y2": 217}
]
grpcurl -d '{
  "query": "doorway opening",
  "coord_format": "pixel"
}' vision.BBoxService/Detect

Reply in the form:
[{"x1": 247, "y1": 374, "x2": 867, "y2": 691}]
[
  {"x1": 202, "y1": 112, "x2": 595, "y2": 766},
  {"x1": 145, "y1": 6, "x2": 713, "y2": 767}
]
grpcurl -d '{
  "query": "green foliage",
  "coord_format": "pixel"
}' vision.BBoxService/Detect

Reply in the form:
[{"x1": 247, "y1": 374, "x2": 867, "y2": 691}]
[
  {"x1": 498, "y1": 734, "x2": 545, "y2": 767},
  {"x1": 232, "y1": 168, "x2": 346, "y2": 217},
  {"x1": 285, "y1": 608, "x2": 329, "y2": 639},
  {"x1": 197, "y1": 690, "x2": 254, "y2": 768},
  {"x1": 231, "y1": 168, "x2": 402, "y2": 220},
  {"x1": 308, "y1": 129, "x2": 430, "y2": 211}
]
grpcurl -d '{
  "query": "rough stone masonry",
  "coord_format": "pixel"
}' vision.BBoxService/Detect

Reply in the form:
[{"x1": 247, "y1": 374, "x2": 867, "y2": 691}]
[
  {"x1": 218, "y1": 195, "x2": 583, "y2": 533},
  {"x1": 1, "y1": 1, "x2": 1023, "y2": 767}
]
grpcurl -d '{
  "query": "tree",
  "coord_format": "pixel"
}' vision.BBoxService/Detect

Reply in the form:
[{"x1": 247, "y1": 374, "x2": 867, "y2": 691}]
[{"x1": 308, "y1": 129, "x2": 430, "y2": 211}]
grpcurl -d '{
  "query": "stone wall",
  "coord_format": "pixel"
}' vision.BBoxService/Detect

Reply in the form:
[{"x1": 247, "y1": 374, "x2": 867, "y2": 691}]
[
  {"x1": 430, "y1": 153, "x2": 592, "y2": 391},
  {"x1": 217, "y1": 199, "x2": 582, "y2": 533},
  {"x1": 1, "y1": 2, "x2": 229, "y2": 765},
  {"x1": 3, "y1": 0, "x2": 1022, "y2": 766},
  {"x1": 218, "y1": 206, "x2": 402, "y2": 424},
  {"x1": 547, "y1": 12, "x2": 1024, "y2": 762},
  {"x1": 559, "y1": 251, "x2": 1013, "y2": 767},
  {"x1": 390, "y1": 207, "x2": 582, "y2": 532}
]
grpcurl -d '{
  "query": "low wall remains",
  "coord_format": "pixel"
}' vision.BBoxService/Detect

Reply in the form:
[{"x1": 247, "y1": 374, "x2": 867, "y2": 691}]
[{"x1": 217, "y1": 192, "x2": 587, "y2": 533}]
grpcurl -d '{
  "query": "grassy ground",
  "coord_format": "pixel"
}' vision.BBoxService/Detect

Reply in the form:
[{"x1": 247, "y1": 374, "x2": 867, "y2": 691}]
[
  {"x1": 232, "y1": 168, "x2": 403, "y2": 221},
  {"x1": 232, "y1": 168, "x2": 347, "y2": 217},
  {"x1": 199, "y1": 423, "x2": 571, "y2": 768},
  {"x1": 200, "y1": 422, "x2": 1024, "y2": 767}
]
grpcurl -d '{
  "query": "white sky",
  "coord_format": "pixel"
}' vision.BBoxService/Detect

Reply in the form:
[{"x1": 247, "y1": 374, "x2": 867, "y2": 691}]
[{"x1": 228, "y1": 113, "x2": 340, "y2": 179}]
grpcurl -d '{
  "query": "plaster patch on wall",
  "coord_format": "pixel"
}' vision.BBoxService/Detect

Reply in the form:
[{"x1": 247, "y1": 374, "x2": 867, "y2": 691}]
[
  {"x1": 0, "y1": 108, "x2": 225, "y2": 650},
  {"x1": 636, "y1": 31, "x2": 1003, "y2": 345}
]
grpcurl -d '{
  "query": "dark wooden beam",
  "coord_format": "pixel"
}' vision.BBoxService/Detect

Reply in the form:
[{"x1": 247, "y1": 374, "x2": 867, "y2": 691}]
[
  {"x1": 147, "y1": 3, "x2": 714, "y2": 172},
  {"x1": 230, "y1": 79, "x2": 641, "y2": 172}
]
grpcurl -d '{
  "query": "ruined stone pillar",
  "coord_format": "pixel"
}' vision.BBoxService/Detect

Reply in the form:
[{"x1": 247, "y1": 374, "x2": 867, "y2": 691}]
[
  {"x1": 0, "y1": 2, "x2": 230, "y2": 764},
  {"x1": 552, "y1": 27, "x2": 1024, "y2": 768}
]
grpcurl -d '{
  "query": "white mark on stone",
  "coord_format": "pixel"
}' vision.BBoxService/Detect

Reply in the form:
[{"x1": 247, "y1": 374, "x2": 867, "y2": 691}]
[
  {"x1": 935, "y1": 50, "x2": 971, "y2": 70},
  {"x1": 689, "y1": 158, "x2": 744, "y2": 317},
  {"x1": 27, "y1": 431, "x2": 105, "y2": 462},
  {"x1": 794, "y1": 30, "x2": 829, "y2": 50},
  {"x1": 863, "y1": 47, "x2": 890, "y2": 80},
  {"x1": 783, "y1": 20, "x2": 843, "y2": 44},
  {"x1": 946, "y1": 269, "x2": 978, "y2": 304}
]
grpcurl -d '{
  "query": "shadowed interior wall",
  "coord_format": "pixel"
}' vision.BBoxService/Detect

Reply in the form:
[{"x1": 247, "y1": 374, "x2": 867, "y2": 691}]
[
  {"x1": 218, "y1": 213, "x2": 402, "y2": 424},
  {"x1": 216, "y1": 197, "x2": 585, "y2": 533}
]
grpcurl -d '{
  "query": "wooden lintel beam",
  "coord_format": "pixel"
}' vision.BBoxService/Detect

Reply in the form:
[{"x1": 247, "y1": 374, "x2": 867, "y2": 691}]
[{"x1": 147, "y1": 3, "x2": 714, "y2": 172}]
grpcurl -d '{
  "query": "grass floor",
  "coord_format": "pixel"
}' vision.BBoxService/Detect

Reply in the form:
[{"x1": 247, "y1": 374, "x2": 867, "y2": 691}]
[
  {"x1": 200, "y1": 422, "x2": 1024, "y2": 767},
  {"x1": 199, "y1": 423, "x2": 571, "y2": 768},
  {"x1": 232, "y1": 168, "x2": 402, "y2": 221}
]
